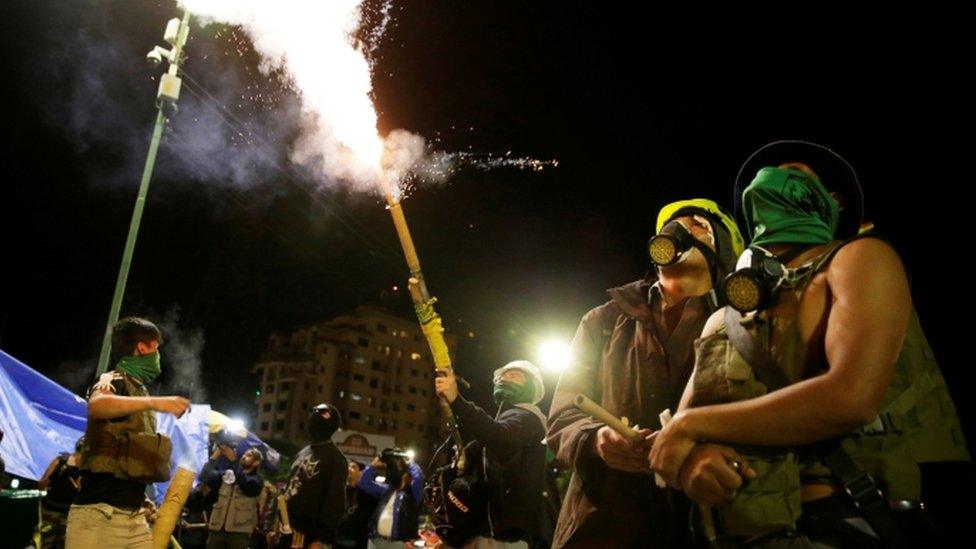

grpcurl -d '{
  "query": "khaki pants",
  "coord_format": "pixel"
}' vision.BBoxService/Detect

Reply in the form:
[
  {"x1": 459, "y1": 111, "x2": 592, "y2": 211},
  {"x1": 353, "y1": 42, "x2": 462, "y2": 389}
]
[{"x1": 65, "y1": 503, "x2": 153, "y2": 549}]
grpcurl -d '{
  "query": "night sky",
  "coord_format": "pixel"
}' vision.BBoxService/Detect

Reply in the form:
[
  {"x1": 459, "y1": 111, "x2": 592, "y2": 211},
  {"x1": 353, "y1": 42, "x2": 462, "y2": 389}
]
[{"x1": 2, "y1": 2, "x2": 970, "y2": 440}]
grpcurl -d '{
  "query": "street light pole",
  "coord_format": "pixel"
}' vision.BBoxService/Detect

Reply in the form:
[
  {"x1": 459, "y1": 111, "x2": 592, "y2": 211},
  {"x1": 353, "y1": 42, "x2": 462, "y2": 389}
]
[{"x1": 94, "y1": 10, "x2": 191, "y2": 377}]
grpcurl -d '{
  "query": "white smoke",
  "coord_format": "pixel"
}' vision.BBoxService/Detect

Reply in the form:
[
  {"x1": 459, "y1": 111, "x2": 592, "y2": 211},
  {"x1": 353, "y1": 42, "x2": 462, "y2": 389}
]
[
  {"x1": 158, "y1": 308, "x2": 208, "y2": 403},
  {"x1": 382, "y1": 129, "x2": 453, "y2": 192},
  {"x1": 180, "y1": 0, "x2": 390, "y2": 192}
]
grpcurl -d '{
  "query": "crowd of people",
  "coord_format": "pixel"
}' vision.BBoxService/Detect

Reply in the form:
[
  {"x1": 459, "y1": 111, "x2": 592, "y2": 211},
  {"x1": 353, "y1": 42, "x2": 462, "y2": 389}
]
[{"x1": 9, "y1": 140, "x2": 972, "y2": 548}]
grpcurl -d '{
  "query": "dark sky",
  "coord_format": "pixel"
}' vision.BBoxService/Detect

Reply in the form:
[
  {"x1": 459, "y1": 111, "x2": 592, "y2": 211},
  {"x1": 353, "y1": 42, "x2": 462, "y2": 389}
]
[{"x1": 2, "y1": 2, "x2": 970, "y2": 439}]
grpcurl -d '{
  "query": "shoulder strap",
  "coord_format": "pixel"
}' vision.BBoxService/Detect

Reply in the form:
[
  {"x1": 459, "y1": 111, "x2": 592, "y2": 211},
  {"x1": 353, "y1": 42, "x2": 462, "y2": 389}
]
[{"x1": 724, "y1": 308, "x2": 791, "y2": 392}]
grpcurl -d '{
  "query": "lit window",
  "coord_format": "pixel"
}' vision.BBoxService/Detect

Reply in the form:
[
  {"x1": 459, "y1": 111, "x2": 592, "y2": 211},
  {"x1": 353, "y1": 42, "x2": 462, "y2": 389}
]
[
  {"x1": 355, "y1": 356, "x2": 366, "y2": 364},
  {"x1": 339, "y1": 390, "x2": 345, "y2": 398},
  {"x1": 351, "y1": 393, "x2": 363, "y2": 401},
  {"x1": 410, "y1": 352, "x2": 422, "y2": 361}
]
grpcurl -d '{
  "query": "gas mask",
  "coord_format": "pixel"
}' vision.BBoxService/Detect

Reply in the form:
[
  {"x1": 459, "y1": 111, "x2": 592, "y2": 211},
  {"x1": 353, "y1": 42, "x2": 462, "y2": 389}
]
[
  {"x1": 722, "y1": 246, "x2": 814, "y2": 313},
  {"x1": 647, "y1": 215, "x2": 716, "y2": 267}
]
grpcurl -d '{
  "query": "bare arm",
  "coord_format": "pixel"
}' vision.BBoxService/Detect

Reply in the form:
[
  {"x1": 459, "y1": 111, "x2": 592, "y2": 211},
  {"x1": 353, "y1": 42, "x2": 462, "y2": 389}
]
[
  {"x1": 88, "y1": 391, "x2": 155, "y2": 419},
  {"x1": 675, "y1": 238, "x2": 910, "y2": 445},
  {"x1": 88, "y1": 390, "x2": 190, "y2": 420}
]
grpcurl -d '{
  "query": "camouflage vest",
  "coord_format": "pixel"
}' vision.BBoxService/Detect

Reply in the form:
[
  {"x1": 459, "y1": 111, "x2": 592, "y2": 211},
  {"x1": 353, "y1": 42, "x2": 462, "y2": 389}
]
[
  {"x1": 689, "y1": 237, "x2": 970, "y2": 536},
  {"x1": 79, "y1": 371, "x2": 172, "y2": 483}
]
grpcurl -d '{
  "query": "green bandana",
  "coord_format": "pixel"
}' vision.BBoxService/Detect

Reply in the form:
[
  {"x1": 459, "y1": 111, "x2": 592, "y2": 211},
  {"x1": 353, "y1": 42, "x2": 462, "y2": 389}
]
[
  {"x1": 742, "y1": 167, "x2": 839, "y2": 248},
  {"x1": 492, "y1": 380, "x2": 534, "y2": 405},
  {"x1": 116, "y1": 351, "x2": 162, "y2": 383}
]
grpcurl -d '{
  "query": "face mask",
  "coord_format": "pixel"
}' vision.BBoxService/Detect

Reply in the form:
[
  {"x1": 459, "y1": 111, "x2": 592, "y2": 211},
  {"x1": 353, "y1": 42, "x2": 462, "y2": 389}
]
[
  {"x1": 741, "y1": 167, "x2": 839, "y2": 248},
  {"x1": 308, "y1": 404, "x2": 341, "y2": 442},
  {"x1": 115, "y1": 351, "x2": 161, "y2": 383},
  {"x1": 492, "y1": 380, "x2": 533, "y2": 405}
]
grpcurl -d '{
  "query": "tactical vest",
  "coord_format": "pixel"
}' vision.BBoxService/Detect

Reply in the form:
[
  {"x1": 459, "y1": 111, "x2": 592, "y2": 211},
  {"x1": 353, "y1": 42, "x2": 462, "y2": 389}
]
[
  {"x1": 689, "y1": 237, "x2": 970, "y2": 536},
  {"x1": 208, "y1": 472, "x2": 260, "y2": 534},
  {"x1": 79, "y1": 371, "x2": 173, "y2": 483}
]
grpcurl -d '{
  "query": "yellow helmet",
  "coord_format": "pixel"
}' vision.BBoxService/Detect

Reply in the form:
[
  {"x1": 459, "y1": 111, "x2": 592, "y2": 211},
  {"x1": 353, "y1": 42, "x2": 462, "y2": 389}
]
[{"x1": 655, "y1": 198, "x2": 745, "y2": 258}]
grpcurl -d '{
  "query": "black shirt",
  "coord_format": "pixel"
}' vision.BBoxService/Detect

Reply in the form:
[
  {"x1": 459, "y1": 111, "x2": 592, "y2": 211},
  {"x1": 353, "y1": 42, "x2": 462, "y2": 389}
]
[
  {"x1": 42, "y1": 454, "x2": 83, "y2": 511},
  {"x1": 284, "y1": 441, "x2": 348, "y2": 544},
  {"x1": 73, "y1": 375, "x2": 149, "y2": 510}
]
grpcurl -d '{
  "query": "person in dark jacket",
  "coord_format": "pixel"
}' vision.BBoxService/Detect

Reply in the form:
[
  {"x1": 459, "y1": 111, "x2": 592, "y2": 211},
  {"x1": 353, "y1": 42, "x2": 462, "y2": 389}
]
[
  {"x1": 547, "y1": 199, "x2": 744, "y2": 549},
  {"x1": 336, "y1": 460, "x2": 377, "y2": 549},
  {"x1": 39, "y1": 437, "x2": 84, "y2": 548},
  {"x1": 436, "y1": 360, "x2": 549, "y2": 549},
  {"x1": 277, "y1": 403, "x2": 348, "y2": 549},
  {"x1": 359, "y1": 450, "x2": 425, "y2": 549}
]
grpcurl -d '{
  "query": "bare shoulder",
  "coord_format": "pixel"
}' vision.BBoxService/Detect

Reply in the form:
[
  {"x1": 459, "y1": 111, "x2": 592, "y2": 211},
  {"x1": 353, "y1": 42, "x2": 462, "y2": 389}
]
[
  {"x1": 827, "y1": 237, "x2": 907, "y2": 287},
  {"x1": 826, "y1": 237, "x2": 911, "y2": 316},
  {"x1": 700, "y1": 308, "x2": 726, "y2": 338}
]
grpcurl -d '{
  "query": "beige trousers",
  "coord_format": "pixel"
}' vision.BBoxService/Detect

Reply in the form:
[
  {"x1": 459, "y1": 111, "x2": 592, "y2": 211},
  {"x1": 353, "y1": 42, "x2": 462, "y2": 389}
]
[{"x1": 65, "y1": 503, "x2": 153, "y2": 549}]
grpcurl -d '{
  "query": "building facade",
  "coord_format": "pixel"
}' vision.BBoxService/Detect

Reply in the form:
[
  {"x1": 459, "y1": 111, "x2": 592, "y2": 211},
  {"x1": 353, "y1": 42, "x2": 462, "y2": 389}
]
[{"x1": 252, "y1": 306, "x2": 456, "y2": 458}]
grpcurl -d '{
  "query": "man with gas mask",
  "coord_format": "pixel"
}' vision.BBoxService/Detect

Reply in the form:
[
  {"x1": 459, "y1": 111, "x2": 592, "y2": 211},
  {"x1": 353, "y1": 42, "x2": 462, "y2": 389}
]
[
  {"x1": 276, "y1": 403, "x2": 348, "y2": 549},
  {"x1": 434, "y1": 360, "x2": 548, "y2": 548},
  {"x1": 650, "y1": 141, "x2": 971, "y2": 547},
  {"x1": 65, "y1": 317, "x2": 191, "y2": 549},
  {"x1": 547, "y1": 199, "x2": 744, "y2": 548}
]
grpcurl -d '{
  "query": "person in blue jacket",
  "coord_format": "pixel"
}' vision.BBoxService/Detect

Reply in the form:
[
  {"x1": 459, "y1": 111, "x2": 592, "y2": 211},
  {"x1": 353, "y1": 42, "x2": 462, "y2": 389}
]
[{"x1": 358, "y1": 449, "x2": 425, "y2": 549}]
